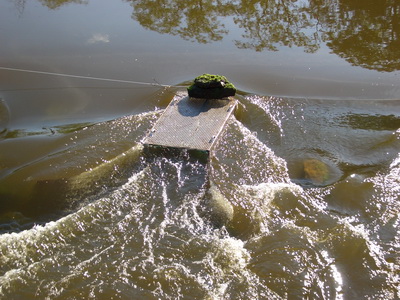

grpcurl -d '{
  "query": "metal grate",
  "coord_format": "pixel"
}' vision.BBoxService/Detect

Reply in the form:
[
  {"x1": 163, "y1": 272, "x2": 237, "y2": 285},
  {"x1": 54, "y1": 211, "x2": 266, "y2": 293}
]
[{"x1": 144, "y1": 92, "x2": 237, "y2": 151}]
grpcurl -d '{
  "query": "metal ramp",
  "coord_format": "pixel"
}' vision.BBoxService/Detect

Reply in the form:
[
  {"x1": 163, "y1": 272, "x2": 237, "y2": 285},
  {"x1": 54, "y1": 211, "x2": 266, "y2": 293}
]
[{"x1": 144, "y1": 92, "x2": 237, "y2": 152}]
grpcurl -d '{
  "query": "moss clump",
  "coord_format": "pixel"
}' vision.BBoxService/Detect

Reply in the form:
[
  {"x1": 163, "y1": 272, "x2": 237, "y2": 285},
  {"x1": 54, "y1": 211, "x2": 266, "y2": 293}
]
[
  {"x1": 188, "y1": 74, "x2": 236, "y2": 99},
  {"x1": 194, "y1": 74, "x2": 228, "y2": 88}
]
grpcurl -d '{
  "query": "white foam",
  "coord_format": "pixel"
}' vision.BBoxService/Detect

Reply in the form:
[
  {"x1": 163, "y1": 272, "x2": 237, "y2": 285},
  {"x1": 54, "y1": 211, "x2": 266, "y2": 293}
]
[
  {"x1": 0, "y1": 167, "x2": 149, "y2": 275},
  {"x1": 206, "y1": 237, "x2": 251, "y2": 298}
]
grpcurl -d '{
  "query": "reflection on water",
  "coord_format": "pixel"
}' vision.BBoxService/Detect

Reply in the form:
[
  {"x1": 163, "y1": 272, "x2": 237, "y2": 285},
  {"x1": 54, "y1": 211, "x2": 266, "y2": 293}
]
[
  {"x1": 38, "y1": 0, "x2": 88, "y2": 9},
  {"x1": 338, "y1": 113, "x2": 400, "y2": 131},
  {"x1": 130, "y1": 0, "x2": 229, "y2": 44},
  {"x1": 10, "y1": 0, "x2": 400, "y2": 72},
  {"x1": 327, "y1": 0, "x2": 400, "y2": 72},
  {"x1": 127, "y1": 0, "x2": 400, "y2": 72}
]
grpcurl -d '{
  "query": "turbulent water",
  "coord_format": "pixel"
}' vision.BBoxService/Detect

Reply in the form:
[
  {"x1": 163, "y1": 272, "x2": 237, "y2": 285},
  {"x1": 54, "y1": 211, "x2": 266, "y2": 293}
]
[
  {"x1": 1, "y1": 0, "x2": 400, "y2": 298},
  {"x1": 0, "y1": 88, "x2": 399, "y2": 299}
]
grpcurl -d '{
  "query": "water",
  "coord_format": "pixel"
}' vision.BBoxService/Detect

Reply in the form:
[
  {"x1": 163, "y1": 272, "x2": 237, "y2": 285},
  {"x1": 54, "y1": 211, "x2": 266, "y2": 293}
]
[{"x1": 1, "y1": 0, "x2": 400, "y2": 299}]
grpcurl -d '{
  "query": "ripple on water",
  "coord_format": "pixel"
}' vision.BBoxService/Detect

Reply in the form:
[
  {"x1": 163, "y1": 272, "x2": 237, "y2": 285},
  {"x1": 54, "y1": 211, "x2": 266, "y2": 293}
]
[{"x1": 0, "y1": 100, "x2": 399, "y2": 299}]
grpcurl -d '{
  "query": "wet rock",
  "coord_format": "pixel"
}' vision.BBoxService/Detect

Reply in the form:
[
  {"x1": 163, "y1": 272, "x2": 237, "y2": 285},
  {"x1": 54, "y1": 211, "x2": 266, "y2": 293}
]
[
  {"x1": 188, "y1": 74, "x2": 236, "y2": 99},
  {"x1": 303, "y1": 159, "x2": 330, "y2": 185},
  {"x1": 194, "y1": 74, "x2": 228, "y2": 89}
]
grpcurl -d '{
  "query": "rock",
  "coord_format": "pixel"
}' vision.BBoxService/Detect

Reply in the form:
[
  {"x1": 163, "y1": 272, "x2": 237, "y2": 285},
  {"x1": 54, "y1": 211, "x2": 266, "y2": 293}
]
[
  {"x1": 188, "y1": 74, "x2": 236, "y2": 99},
  {"x1": 194, "y1": 74, "x2": 228, "y2": 89},
  {"x1": 303, "y1": 159, "x2": 330, "y2": 185}
]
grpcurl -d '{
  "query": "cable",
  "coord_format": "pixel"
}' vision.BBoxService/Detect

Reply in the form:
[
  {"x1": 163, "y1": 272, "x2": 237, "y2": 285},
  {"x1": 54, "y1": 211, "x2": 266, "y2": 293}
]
[{"x1": 0, "y1": 66, "x2": 185, "y2": 88}]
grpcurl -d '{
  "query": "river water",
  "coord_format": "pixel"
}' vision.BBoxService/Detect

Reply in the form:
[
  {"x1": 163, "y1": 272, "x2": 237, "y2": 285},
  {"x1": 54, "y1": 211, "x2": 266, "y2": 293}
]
[{"x1": 0, "y1": 0, "x2": 399, "y2": 299}]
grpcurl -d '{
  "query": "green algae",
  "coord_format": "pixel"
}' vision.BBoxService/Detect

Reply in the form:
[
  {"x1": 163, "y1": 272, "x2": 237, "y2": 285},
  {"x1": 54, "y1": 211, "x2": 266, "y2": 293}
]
[{"x1": 188, "y1": 74, "x2": 236, "y2": 99}]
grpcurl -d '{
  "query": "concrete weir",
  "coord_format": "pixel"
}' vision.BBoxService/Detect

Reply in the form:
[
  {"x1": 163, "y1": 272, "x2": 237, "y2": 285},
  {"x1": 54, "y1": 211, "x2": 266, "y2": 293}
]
[{"x1": 143, "y1": 91, "x2": 237, "y2": 153}]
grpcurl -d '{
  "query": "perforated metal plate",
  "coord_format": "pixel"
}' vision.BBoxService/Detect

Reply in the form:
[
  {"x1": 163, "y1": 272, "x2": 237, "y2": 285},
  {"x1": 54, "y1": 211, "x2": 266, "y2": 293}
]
[{"x1": 144, "y1": 92, "x2": 237, "y2": 151}]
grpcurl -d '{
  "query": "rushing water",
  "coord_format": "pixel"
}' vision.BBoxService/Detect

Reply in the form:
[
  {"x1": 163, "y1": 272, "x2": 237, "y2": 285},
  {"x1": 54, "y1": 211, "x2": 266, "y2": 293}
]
[{"x1": 1, "y1": 0, "x2": 400, "y2": 299}]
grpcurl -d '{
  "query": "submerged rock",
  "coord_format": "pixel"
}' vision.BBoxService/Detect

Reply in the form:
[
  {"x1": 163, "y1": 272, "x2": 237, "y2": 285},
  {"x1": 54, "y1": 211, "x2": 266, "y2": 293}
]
[
  {"x1": 303, "y1": 159, "x2": 330, "y2": 185},
  {"x1": 206, "y1": 184, "x2": 234, "y2": 227},
  {"x1": 188, "y1": 74, "x2": 236, "y2": 99}
]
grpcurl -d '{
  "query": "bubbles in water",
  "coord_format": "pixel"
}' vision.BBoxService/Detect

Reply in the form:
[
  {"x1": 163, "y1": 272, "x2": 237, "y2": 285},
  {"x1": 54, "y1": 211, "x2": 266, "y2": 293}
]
[{"x1": 1, "y1": 96, "x2": 399, "y2": 299}]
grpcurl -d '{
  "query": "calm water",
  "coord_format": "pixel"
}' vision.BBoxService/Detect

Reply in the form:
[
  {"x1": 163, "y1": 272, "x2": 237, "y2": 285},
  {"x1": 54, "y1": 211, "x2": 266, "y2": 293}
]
[{"x1": 0, "y1": 0, "x2": 399, "y2": 299}]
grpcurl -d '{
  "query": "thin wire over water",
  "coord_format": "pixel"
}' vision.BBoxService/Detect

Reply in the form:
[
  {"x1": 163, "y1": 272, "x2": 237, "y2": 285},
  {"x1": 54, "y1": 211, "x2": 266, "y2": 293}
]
[{"x1": 0, "y1": 66, "x2": 187, "y2": 88}]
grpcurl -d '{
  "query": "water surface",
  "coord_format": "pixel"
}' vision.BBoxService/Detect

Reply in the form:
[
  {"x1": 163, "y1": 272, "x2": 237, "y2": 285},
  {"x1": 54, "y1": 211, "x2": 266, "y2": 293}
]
[{"x1": 0, "y1": 0, "x2": 399, "y2": 299}]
